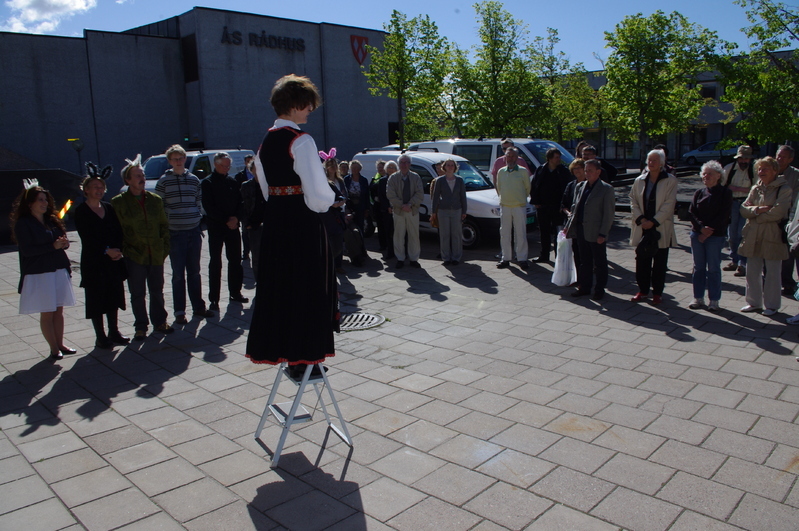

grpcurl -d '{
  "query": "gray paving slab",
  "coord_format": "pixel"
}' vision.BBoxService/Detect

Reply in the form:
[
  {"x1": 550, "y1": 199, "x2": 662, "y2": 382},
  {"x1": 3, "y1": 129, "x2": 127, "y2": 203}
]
[{"x1": 0, "y1": 214, "x2": 797, "y2": 530}]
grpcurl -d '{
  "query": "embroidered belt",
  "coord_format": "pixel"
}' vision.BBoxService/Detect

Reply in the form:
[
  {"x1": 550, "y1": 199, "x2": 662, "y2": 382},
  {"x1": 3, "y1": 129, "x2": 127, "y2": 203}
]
[{"x1": 269, "y1": 185, "x2": 303, "y2": 195}]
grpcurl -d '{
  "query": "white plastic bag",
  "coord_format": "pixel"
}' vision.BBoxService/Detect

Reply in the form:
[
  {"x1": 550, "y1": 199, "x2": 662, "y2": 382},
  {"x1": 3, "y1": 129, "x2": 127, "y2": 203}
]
[{"x1": 551, "y1": 231, "x2": 577, "y2": 286}]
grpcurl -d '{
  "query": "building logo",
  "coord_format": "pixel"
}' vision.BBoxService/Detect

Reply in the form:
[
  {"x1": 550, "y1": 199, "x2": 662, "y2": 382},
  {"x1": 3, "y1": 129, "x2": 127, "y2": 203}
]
[{"x1": 350, "y1": 35, "x2": 368, "y2": 65}]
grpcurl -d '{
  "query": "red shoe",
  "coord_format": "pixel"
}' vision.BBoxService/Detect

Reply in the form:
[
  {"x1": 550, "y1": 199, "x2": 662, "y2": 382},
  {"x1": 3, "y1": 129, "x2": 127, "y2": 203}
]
[
  {"x1": 631, "y1": 292, "x2": 647, "y2": 302},
  {"x1": 652, "y1": 295, "x2": 662, "y2": 305}
]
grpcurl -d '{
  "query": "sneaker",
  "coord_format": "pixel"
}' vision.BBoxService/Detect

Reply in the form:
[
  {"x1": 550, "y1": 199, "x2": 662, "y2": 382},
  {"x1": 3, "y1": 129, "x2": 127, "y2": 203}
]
[
  {"x1": 174, "y1": 315, "x2": 188, "y2": 325},
  {"x1": 133, "y1": 330, "x2": 147, "y2": 341},
  {"x1": 734, "y1": 265, "x2": 746, "y2": 277},
  {"x1": 723, "y1": 262, "x2": 738, "y2": 271},
  {"x1": 631, "y1": 292, "x2": 647, "y2": 302},
  {"x1": 763, "y1": 308, "x2": 777, "y2": 316},
  {"x1": 688, "y1": 298, "x2": 705, "y2": 309},
  {"x1": 740, "y1": 305, "x2": 761, "y2": 313},
  {"x1": 155, "y1": 323, "x2": 174, "y2": 334},
  {"x1": 708, "y1": 300, "x2": 720, "y2": 312},
  {"x1": 787, "y1": 314, "x2": 799, "y2": 324}
]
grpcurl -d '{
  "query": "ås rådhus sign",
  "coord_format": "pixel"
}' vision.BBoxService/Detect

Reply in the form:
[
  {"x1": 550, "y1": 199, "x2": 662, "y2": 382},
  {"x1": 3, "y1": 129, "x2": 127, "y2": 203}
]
[{"x1": 221, "y1": 26, "x2": 305, "y2": 52}]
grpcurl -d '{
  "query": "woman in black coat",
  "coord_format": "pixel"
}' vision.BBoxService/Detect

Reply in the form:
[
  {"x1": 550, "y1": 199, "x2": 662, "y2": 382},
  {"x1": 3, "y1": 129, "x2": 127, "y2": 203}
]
[{"x1": 74, "y1": 170, "x2": 128, "y2": 348}]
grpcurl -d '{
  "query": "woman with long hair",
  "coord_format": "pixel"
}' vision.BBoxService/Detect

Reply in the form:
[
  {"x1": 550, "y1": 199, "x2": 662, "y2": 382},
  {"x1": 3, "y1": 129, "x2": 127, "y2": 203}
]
[{"x1": 11, "y1": 183, "x2": 76, "y2": 361}]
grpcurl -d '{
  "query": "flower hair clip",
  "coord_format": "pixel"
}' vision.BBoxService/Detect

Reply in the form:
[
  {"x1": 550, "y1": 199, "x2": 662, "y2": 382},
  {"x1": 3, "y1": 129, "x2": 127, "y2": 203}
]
[{"x1": 319, "y1": 148, "x2": 337, "y2": 161}]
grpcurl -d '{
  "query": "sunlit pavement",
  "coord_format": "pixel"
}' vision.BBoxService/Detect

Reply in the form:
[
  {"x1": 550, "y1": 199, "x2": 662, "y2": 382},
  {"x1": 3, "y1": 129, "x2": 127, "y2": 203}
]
[{"x1": 0, "y1": 208, "x2": 797, "y2": 530}]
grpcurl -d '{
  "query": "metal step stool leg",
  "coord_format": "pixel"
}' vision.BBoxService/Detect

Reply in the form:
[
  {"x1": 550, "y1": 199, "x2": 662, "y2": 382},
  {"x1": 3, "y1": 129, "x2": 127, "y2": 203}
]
[
  {"x1": 255, "y1": 362, "x2": 286, "y2": 439},
  {"x1": 269, "y1": 364, "x2": 313, "y2": 467}
]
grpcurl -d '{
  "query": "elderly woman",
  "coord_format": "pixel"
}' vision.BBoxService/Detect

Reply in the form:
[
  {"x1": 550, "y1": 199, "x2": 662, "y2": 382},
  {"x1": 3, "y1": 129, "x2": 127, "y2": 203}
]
[
  {"x1": 688, "y1": 161, "x2": 733, "y2": 311},
  {"x1": 629, "y1": 149, "x2": 678, "y2": 305},
  {"x1": 562, "y1": 158, "x2": 586, "y2": 283},
  {"x1": 74, "y1": 167, "x2": 129, "y2": 348},
  {"x1": 344, "y1": 160, "x2": 370, "y2": 234},
  {"x1": 431, "y1": 158, "x2": 468, "y2": 265},
  {"x1": 738, "y1": 156, "x2": 791, "y2": 315},
  {"x1": 11, "y1": 184, "x2": 76, "y2": 361}
]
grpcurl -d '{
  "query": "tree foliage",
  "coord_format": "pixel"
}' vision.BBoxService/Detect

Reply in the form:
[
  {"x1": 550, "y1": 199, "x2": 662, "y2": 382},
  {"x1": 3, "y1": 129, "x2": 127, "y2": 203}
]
[
  {"x1": 362, "y1": 10, "x2": 450, "y2": 147},
  {"x1": 601, "y1": 11, "x2": 721, "y2": 154},
  {"x1": 528, "y1": 28, "x2": 597, "y2": 143},
  {"x1": 448, "y1": 1, "x2": 547, "y2": 137},
  {"x1": 718, "y1": 0, "x2": 799, "y2": 144}
]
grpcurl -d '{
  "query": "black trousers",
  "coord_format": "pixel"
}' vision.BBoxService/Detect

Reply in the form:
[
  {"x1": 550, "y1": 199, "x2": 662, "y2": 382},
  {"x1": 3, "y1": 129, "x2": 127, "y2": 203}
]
[
  {"x1": 208, "y1": 225, "x2": 243, "y2": 303},
  {"x1": 576, "y1": 225, "x2": 608, "y2": 293},
  {"x1": 636, "y1": 247, "x2": 669, "y2": 296},
  {"x1": 536, "y1": 205, "x2": 561, "y2": 256}
]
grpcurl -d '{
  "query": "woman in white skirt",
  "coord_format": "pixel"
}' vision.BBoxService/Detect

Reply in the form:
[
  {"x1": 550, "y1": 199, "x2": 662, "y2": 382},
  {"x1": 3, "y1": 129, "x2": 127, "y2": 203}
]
[{"x1": 11, "y1": 183, "x2": 76, "y2": 361}]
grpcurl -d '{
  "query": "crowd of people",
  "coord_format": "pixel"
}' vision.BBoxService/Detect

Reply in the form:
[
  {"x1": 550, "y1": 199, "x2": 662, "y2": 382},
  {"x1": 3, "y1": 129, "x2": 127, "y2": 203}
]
[{"x1": 11, "y1": 102, "x2": 799, "y2": 364}]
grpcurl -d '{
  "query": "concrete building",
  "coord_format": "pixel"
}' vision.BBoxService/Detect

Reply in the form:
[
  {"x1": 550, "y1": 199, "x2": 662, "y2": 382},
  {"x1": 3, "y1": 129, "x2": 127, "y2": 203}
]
[{"x1": 0, "y1": 7, "x2": 397, "y2": 192}]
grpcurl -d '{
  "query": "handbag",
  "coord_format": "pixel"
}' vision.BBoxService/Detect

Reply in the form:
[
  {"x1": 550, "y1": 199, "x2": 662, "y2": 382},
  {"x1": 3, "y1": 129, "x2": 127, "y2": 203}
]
[
  {"x1": 551, "y1": 231, "x2": 577, "y2": 286},
  {"x1": 636, "y1": 228, "x2": 660, "y2": 259}
]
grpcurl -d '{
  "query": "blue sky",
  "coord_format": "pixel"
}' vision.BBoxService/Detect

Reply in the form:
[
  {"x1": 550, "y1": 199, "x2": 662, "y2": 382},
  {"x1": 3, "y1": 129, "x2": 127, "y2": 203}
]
[{"x1": 0, "y1": 0, "x2": 754, "y2": 69}]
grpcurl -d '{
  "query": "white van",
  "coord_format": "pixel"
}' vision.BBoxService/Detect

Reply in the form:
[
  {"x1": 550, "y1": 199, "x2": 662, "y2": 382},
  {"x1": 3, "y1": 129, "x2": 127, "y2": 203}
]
[
  {"x1": 352, "y1": 150, "x2": 535, "y2": 248},
  {"x1": 408, "y1": 138, "x2": 574, "y2": 175},
  {"x1": 122, "y1": 148, "x2": 255, "y2": 192}
]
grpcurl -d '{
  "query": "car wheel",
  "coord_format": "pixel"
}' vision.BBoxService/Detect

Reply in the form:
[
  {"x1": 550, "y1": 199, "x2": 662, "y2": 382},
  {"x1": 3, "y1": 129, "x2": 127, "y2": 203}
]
[
  {"x1": 686, "y1": 156, "x2": 697, "y2": 166},
  {"x1": 462, "y1": 218, "x2": 480, "y2": 249}
]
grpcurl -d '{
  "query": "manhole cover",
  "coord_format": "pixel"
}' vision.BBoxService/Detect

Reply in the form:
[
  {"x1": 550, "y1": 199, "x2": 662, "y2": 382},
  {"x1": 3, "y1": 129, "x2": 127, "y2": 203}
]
[{"x1": 340, "y1": 313, "x2": 385, "y2": 331}]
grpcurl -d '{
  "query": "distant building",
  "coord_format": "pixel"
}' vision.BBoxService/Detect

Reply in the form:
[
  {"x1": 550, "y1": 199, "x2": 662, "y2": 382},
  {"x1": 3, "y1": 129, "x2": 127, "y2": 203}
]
[{"x1": 0, "y1": 7, "x2": 398, "y2": 191}]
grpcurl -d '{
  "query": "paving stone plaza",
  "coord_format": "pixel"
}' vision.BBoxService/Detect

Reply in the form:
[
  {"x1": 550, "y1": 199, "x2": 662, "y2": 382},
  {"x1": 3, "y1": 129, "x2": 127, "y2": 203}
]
[{"x1": 0, "y1": 208, "x2": 797, "y2": 530}]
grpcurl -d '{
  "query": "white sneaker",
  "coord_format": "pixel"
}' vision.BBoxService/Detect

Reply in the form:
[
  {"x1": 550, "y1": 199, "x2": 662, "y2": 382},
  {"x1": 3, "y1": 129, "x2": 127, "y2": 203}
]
[
  {"x1": 762, "y1": 308, "x2": 777, "y2": 316},
  {"x1": 688, "y1": 298, "x2": 705, "y2": 309},
  {"x1": 740, "y1": 305, "x2": 762, "y2": 313},
  {"x1": 708, "y1": 300, "x2": 720, "y2": 312},
  {"x1": 787, "y1": 314, "x2": 799, "y2": 324}
]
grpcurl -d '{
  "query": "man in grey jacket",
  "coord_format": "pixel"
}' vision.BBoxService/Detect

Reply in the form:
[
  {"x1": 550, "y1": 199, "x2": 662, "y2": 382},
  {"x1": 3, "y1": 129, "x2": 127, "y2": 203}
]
[
  {"x1": 567, "y1": 159, "x2": 615, "y2": 301},
  {"x1": 386, "y1": 154, "x2": 424, "y2": 268}
]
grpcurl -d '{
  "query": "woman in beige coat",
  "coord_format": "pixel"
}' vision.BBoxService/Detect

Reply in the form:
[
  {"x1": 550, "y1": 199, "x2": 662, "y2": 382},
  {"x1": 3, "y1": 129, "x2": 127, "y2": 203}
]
[
  {"x1": 738, "y1": 156, "x2": 791, "y2": 315},
  {"x1": 629, "y1": 149, "x2": 678, "y2": 305}
]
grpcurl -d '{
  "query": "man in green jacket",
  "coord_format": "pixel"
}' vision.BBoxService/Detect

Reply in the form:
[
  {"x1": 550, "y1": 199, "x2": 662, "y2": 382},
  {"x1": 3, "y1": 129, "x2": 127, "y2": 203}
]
[{"x1": 112, "y1": 155, "x2": 173, "y2": 340}]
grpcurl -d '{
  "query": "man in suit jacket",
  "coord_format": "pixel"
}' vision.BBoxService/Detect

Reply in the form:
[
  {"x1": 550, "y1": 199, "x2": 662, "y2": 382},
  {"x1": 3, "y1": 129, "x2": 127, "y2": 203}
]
[
  {"x1": 567, "y1": 159, "x2": 615, "y2": 300},
  {"x1": 386, "y1": 154, "x2": 424, "y2": 268}
]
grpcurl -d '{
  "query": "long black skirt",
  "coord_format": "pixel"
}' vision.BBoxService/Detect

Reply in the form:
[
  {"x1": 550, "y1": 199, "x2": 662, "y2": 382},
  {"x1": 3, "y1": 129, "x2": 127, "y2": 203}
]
[{"x1": 246, "y1": 195, "x2": 338, "y2": 365}]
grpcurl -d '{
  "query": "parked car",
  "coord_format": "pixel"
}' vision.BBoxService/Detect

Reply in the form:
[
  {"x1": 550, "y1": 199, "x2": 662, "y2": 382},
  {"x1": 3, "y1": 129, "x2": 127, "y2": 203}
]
[
  {"x1": 352, "y1": 150, "x2": 535, "y2": 248},
  {"x1": 680, "y1": 141, "x2": 737, "y2": 166},
  {"x1": 406, "y1": 138, "x2": 576, "y2": 176},
  {"x1": 121, "y1": 148, "x2": 255, "y2": 193}
]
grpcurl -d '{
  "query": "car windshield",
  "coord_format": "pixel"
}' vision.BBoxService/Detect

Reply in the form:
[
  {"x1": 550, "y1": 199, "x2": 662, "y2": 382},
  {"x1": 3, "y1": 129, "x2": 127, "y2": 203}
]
[
  {"x1": 457, "y1": 161, "x2": 492, "y2": 190},
  {"x1": 520, "y1": 141, "x2": 574, "y2": 167},
  {"x1": 143, "y1": 155, "x2": 194, "y2": 179}
]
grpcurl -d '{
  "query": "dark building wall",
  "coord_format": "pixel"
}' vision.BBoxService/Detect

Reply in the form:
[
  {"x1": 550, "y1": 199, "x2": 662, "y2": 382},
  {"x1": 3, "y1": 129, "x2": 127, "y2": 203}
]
[
  {"x1": 0, "y1": 7, "x2": 397, "y2": 188},
  {"x1": 0, "y1": 32, "x2": 97, "y2": 174},
  {"x1": 85, "y1": 30, "x2": 188, "y2": 193}
]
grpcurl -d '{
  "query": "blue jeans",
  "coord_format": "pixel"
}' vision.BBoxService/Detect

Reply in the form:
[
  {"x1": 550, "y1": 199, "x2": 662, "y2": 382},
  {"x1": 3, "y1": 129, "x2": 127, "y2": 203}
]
[
  {"x1": 728, "y1": 199, "x2": 747, "y2": 266},
  {"x1": 126, "y1": 258, "x2": 167, "y2": 331},
  {"x1": 691, "y1": 232, "x2": 724, "y2": 301},
  {"x1": 168, "y1": 226, "x2": 206, "y2": 315}
]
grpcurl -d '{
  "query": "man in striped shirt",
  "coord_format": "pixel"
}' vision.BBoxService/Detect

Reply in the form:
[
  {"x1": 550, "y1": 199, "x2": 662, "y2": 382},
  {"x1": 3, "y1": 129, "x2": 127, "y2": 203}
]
[{"x1": 155, "y1": 145, "x2": 214, "y2": 323}]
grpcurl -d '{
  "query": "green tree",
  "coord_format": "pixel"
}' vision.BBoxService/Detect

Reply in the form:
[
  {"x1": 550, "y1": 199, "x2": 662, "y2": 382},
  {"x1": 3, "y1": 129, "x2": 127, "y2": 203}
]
[
  {"x1": 449, "y1": 1, "x2": 546, "y2": 137},
  {"x1": 528, "y1": 28, "x2": 597, "y2": 143},
  {"x1": 601, "y1": 11, "x2": 721, "y2": 158},
  {"x1": 719, "y1": 0, "x2": 799, "y2": 144},
  {"x1": 361, "y1": 10, "x2": 450, "y2": 147}
]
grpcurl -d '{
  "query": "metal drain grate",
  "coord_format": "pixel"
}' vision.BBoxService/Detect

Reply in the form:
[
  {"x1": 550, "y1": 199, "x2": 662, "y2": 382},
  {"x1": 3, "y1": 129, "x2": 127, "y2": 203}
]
[{"x1": 340, "y1": 313, "x2": 385, "y2": 331}]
